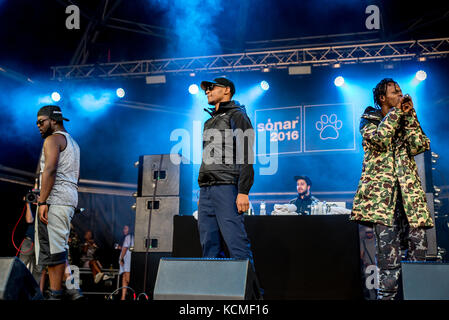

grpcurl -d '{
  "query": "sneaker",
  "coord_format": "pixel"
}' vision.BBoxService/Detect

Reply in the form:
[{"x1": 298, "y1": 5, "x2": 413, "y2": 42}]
[
  {"x1": 94, "y1": 272, "x2": 104, "y2": 284},
  {"x1": 64, "y1": 288, "x2": 85, "y2": 301},
  {"x1": 46, "y1": 289, "x2": 63, "y2": 300},
  {"x1": 103, "y1": 274, "x2": 112, "y2": 281}
]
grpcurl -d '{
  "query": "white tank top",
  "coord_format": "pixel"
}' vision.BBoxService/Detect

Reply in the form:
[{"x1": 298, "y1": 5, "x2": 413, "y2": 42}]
[{"x1": 39, "y1": 131, "x2": 80, "y2": 207}]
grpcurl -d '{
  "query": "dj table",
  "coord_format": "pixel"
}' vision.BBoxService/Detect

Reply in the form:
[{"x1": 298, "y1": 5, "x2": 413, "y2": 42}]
[{"x1": 172, "y1": 215, "x2": 363, "y2": 300}]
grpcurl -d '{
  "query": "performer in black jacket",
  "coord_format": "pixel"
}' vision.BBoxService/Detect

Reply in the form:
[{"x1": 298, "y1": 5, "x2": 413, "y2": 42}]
[{"x1": 198, "y1": 77, "x2": 255, "y2": 265}]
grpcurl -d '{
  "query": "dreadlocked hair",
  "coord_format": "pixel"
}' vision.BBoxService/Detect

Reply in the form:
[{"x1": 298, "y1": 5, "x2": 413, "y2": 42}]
[{"x1": 372, "y1": 78, "x2": 397, "y2": 109}]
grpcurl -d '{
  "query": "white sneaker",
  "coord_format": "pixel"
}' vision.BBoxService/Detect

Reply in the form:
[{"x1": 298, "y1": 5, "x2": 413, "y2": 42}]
[
  {"x1": 103, "y1": 274, "x2": 112, "y2": 281},
  {"x1": 94, "y1": 272, "x2": 104, "y2": 284}
]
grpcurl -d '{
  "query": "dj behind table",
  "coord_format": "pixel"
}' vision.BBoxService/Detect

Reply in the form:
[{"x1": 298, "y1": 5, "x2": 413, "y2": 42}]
[{"x1": 278, "y1": 175, "x2": 352, "y2": 216}]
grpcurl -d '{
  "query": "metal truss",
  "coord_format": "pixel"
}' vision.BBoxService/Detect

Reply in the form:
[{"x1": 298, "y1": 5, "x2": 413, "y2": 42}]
[
  {"x1": 0, "y1": 164, "x2": 136, "y2": 196},
  {"x1": 51, "y1": 37, "x2": 449, "y2": 80}
]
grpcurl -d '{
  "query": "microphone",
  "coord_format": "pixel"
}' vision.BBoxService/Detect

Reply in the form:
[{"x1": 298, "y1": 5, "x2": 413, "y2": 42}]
[
  {"x1": 403, "y1": 94, "x2": 411, "y2": 103},
  {"x1": 401, "y1": 94, "x2": 413, "y2": 114}
]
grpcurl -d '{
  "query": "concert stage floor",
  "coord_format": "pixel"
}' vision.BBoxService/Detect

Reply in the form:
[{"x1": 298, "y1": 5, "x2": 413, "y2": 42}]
[{"x1": 171, "y1": 215, "x2": 363, "y2": 300}]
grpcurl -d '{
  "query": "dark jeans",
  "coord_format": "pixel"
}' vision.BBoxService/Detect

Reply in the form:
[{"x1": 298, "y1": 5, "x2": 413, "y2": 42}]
[
  {"x1": 374, "y1": 191, "x2": 428, "y2": 300},
  {"x1": 198, "y1": 185, "x2": 254, "y2": 266}
]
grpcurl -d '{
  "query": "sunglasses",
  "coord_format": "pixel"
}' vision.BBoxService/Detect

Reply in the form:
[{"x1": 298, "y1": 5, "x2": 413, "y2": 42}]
[
  {"x1": 205, "y1": 84, "x2": 226, "y2": 92},
  {"x1": 36, "y1": 118, "x2": 50, "y2": 126}
]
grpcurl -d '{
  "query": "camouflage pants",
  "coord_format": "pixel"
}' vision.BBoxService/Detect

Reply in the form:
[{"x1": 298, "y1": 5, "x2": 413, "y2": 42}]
[{"x1": 374, "y1": 192, "x2": 427, "y2": 300}]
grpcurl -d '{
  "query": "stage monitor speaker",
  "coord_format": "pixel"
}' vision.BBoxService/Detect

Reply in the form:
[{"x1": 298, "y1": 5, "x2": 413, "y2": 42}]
[
  {"x1": 153, "y1": 258, "x2": 261, "y2": 300},
  {"x1": 129, "y1": 252, "x2": 171, "y2": 298},
  {"x1": 134, "y1": 196, "x2": 179, "y2": 252},
  {"x1": 137, "y1": 154, "x2": 192, "y2": 200},
  {"x1": 0, "y1": 257, "x2": 43, "y2": 300},
  {"x1": 402, "y1": 262, "x2": 449, "y2": 300}
]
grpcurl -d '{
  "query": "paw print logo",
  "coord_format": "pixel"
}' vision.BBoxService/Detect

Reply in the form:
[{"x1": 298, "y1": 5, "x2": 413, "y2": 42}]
[{"x1": 315, "y1": 114, "x2": 343, "y2": 140}]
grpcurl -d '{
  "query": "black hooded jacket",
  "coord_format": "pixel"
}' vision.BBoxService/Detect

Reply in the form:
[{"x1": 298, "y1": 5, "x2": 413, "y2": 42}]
[{"x1": 198, "y1": 100, "x2": 254, "y2": 194}]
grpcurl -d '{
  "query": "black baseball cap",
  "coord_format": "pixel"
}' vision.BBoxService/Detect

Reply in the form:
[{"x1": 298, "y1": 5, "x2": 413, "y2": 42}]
[
  {"x1": 37, "y1": 105, "x2": 70, "y2": 122},
  {"x1": 294, "y1": 175, "x2": 312, "y2": 186},
  {"x1": 200, "y1": 77, "x2": 235, "y2": 96}
]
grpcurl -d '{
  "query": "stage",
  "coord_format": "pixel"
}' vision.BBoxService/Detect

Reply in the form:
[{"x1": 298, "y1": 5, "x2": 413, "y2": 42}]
[
  {"x1": 1, "y1": 0, "x2": 449, "y2": 305},
  {"x1": 131, "y1": 215, "x2": 364, "y2": 300}
]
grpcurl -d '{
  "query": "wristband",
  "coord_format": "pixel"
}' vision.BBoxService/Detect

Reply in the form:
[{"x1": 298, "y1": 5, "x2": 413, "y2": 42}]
[{"x1": 38, "y1": 201, "x2": 47, "y2": 206}]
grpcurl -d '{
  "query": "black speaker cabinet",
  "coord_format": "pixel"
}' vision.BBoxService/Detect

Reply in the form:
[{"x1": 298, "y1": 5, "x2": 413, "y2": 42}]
[
  {"x1": 402, "y1": 262, "x2": 449, "y2": 300},
  {"x1": 153, "y1": 258, "x2": 261, "y2": 300},
  {"x1": 136, "y1": 154, "x2": 192, "y2": 200},
  {"x1": 134, "y1": 196, "x2": 180, "y2": 252},
  {"x1": 0, "y1": 257, "x2": 43, "y2": 300}
]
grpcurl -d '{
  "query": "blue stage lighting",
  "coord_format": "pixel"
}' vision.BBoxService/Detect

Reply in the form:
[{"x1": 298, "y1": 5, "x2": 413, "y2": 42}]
[
  {"x1": 415, "y1": 70, "x2": 427, "y2": 81},
  {"x1": 260, "y1": 81, "x2": 269, "y2": 91},
  {"x1": 51, "y1": 91, "x2": 61, "y2": 102},
  {"x1": 116, "y1": 88, "x2": 125, "y2": 98},
  {"x1": 189, "y1": 84, "x2": 199, "y2": 95},
  {"x1": 334, "y1": 76, "x2": 345, "y2": 87}
]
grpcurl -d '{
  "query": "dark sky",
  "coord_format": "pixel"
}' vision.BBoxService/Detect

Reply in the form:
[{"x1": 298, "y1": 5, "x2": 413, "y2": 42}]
[{"x1": 0, "y1": 0, "x2": 448, "y2": 78}]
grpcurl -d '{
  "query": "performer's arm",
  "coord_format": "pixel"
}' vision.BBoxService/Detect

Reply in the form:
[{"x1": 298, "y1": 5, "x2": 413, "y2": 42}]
[
  {"x1": 38, "y1": 135, "x2": 62, "y2": 224},
  {"x1": 402, "y1": 105, "x2": 430, "y2": 156},
  {"x1": 231, "y1": 112, "x2": 255, "y2": 194},
  {"x1": 231, "y1": 112, "x2": 255, "y2": 213},
  {"x1": 360, "y1": 107, "x2": 403, "y2": 151}
]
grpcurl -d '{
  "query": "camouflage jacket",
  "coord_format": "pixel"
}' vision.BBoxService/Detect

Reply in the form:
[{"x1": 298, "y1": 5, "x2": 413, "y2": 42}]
[{"x1": 351, "y1": 106, "x2": 434, "y2": 228}]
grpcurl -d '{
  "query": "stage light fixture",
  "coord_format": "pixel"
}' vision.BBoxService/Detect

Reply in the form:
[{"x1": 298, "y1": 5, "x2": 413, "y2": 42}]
[
  {"x1": 51, "y1": 92, "x2": 61, "y2": 102},
  {"x1": 116, "y1": 88, "x2": 125, "y2": 98},
  {"x1": 334, "y1": 76, "x2": 345, "y2": 87},
  {"x1": 332, "y1": 63, "x2": 341, "y2": 69},
  {"x1": 415, "y1": 70, "x2": 427, "y2": 81},
  {"x1": 260, "y1": 81, "x2": 269, "y2": 91},
  {"x1": 189, "y1": 84, "x2": 199, "y2": 95}
]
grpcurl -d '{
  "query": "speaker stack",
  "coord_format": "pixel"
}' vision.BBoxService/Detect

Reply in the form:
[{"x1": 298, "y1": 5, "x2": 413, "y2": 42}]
[
  {"x1": 415, "y1": 150, "x2": 438, "y2": 259},
  {"x1": 133, "y1": 153, "x2": 192, "y2": 253},
  {"x1": 130, "y1": 154, "x2": 192, "y2": 296}
]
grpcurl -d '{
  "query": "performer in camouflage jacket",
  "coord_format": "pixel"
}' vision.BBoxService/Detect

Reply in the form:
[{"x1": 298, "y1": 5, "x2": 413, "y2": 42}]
[{"x1": 351, "y1": 78, "x2": 434, "y2": 300}]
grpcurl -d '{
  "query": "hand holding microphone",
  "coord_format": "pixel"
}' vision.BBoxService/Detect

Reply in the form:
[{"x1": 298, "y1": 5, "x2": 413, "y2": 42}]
[{"x1": 401, "y1": 94, "x2": 414, "y2": 113}]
